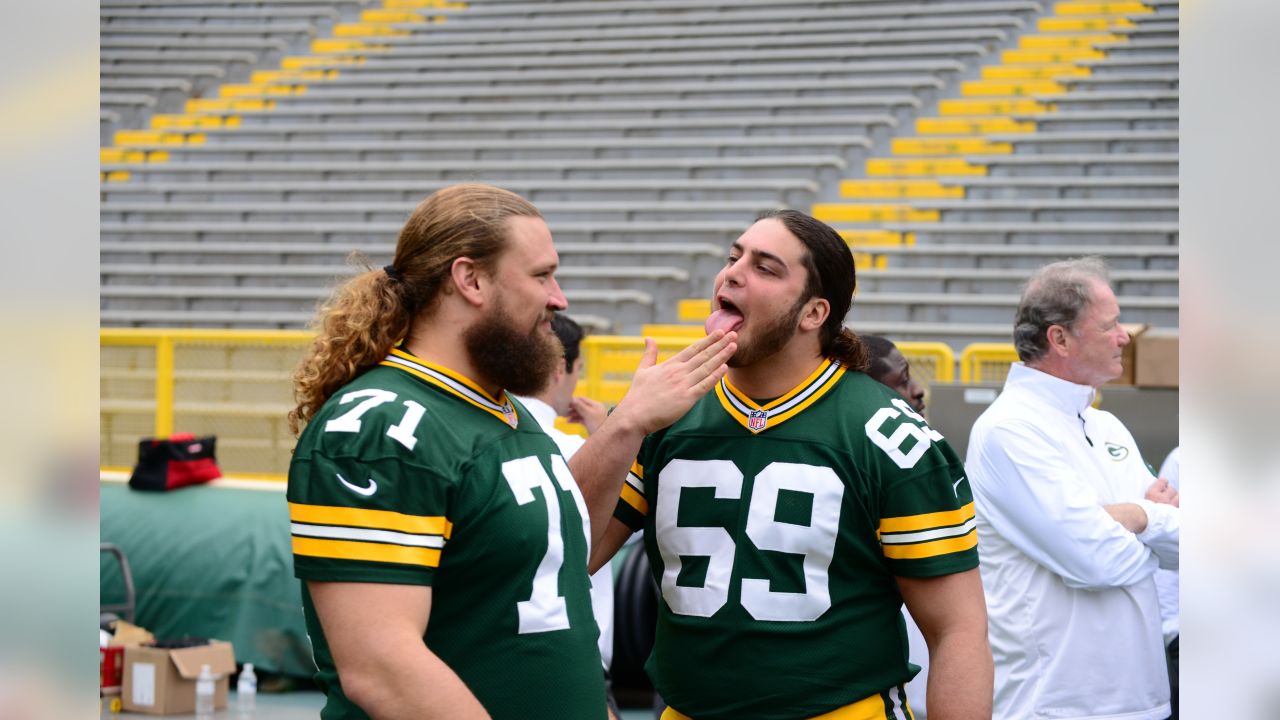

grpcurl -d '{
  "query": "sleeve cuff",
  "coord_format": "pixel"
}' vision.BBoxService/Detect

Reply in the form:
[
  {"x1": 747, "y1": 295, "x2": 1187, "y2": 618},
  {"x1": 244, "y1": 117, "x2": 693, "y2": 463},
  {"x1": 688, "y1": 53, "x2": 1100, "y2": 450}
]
[{"x1": 1134, "y1": 499, "x2": 1180, "y2": 570}]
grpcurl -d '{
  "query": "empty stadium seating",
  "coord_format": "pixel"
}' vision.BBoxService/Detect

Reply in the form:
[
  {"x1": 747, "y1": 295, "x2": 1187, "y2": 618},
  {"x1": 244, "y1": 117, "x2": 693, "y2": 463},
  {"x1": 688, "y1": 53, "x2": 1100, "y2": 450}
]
[{"x1": 101, "y1": 0, "x2": 1179, "y2": 401}]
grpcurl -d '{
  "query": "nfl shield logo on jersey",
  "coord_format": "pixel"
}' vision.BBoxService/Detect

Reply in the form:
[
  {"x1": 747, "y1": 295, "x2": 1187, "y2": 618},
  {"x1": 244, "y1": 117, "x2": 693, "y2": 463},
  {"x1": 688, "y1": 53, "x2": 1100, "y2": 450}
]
[{"x1": 748, "y1": 410, "x2": 768, "y2": 432}]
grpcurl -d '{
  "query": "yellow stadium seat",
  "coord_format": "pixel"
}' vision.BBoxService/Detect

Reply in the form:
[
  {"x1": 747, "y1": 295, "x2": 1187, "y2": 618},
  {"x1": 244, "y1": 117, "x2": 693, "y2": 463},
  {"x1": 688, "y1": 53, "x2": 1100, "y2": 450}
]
[
  {"x1": 1002, "y1": 48, "x2": 1106, "y2": 64},
  {"x1": 939, "y1": 99, "x2": 1050, "y2": 116},
  {"x1": 839, "y1": 179, "x2": 964, "y2": 199},
  {"x1": 641, "y1": 324, "x2": 707, "y2": 338},
  {"x1": 250, "y1": 69, "x2": 337, "y2": 84},
  {"x1": 311, "y1": 39, "x2": 377, "y2": 53},
  {"x1": 915, "y1": 117, "x2": 1035, "y2": 135},
  {"x1": 961, "y1": 79, "x2": 1065, "y2": 97},
  {"x1": 838, "y1": 229, "x2": 908, "y2": 247},
  {"x1": 851, "y1": 252, "x2": 889, "y2": 271},
  {"x1": 892, "y1": 137, "x2": 1013, "y2": 155},
  {"x1": 219, "y1": 84, "x2": 308, "y2": 98},
  {"x1": 102, "y1": 171, "x2": 131, "y2": 183},
  {"x1": 333, "y1": 23, "x2": 411, "y2": 37},
  {"x1": 1055, "y1": 1, "x2": 1152, "y2": 15},
  {"x1": 677, "y1": 299, "x2": 711, "y2": 322},
  {"x1": 982, "y1": 65, "x2": 1091, "y2": 80},
  {"x1": 1019, "y1": 34, "x2": 1120, "y2": 49},
  {"x1": 1038, "y1": 16, "x2": 1135, "y2": 32},
  {"x1": 865, "y1": 158, "x2": 987, "y2": 177},
  {"x1": 811, "y1": 204, "x2": 939, "y2": 223},
  {"x1": 186, "y1": 99, "x2": 275, "y2": 113},
  {"x1": 151, "y1": 114, "x2": 238, "y2": 130},
  {"x1": 100, "y1": 148, "x2": 169, "y2": 164},
  {"x1": 360, "y1": 9, "x2": 427, "y2": 22},
  {"x1": 114, "y1": 130, "x2": 203, "y2": 146}
]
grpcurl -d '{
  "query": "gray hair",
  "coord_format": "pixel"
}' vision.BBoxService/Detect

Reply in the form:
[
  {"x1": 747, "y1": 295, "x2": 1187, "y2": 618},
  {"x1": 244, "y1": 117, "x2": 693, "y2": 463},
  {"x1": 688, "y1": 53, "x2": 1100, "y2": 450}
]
[{"x1": 1013, "y1": 257, "x2": 1112, "y2": 362}]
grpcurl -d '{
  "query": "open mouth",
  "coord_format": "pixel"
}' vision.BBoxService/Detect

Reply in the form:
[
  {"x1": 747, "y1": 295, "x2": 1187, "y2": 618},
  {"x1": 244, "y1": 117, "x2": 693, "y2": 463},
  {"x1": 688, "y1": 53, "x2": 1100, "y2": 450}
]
[{"x1": 704, "y1": 297, "x2": 745, "y2": 335}]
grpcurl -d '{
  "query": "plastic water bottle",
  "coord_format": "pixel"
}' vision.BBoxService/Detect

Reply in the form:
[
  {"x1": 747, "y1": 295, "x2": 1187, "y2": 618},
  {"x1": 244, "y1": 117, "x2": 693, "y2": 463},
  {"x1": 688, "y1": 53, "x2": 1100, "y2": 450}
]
[
  {"x1": 195, "y1": 664, "x2": 215, "y2": 720},
  {"x1": 236, "y1": 663, "x2": 257, "y2": 716}
]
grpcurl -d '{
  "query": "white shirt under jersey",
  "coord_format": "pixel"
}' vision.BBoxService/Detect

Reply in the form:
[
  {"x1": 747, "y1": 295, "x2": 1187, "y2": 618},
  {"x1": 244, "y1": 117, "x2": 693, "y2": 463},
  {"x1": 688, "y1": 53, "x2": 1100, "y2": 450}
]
[
  {"x1": 966, "y1": 363, "x2": 1179, "y2": 720},
  {"x1": 516, "y1": 395, "x2": 615, "y2": 670}
]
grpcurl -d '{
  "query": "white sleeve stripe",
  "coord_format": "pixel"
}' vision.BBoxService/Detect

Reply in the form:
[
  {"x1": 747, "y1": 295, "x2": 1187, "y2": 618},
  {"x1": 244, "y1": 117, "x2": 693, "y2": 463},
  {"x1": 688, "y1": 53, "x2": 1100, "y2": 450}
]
[
  {"x1": 291, "y1": 522, "x2": 446, "y2": 549},
  {"x1": 880, "y1": 518, "x2": 977, "y2": 545}
]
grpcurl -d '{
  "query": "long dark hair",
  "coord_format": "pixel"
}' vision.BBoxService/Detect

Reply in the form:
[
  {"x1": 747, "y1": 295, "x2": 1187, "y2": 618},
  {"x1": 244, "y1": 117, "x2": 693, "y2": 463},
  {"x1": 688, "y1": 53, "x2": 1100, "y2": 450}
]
[{"x1": 755, "y1": 209, "x2": 869, "y2": 371}]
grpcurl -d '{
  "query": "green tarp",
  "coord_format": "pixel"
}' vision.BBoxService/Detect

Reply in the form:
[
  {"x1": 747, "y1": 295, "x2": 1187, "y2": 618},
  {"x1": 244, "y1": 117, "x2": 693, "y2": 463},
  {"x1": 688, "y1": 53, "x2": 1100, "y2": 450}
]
[{"x1": 100, "y1": 482, "x2": 314, "y2": 678}]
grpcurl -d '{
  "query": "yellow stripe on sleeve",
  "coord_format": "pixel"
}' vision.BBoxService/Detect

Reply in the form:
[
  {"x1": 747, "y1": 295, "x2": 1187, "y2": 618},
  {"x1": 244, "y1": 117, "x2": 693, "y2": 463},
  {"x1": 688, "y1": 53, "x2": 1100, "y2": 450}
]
[
  {"x1": 879, "y1": 502, "x2": 975, "y2": 534},
  {"x1": 620, "y1": 484, "x2": 650, "y2": 515},
  {"x1": 289, "y1": 502, "x2": 449, "y2": 535},
  {"x1": 292, "y1": 536, "x2": 442, "y2": 567},
  {"x1": 881, "y1": 531, "x2": 978, "y2": 561},
  {"x1": 630, "y1": 461, "x2": 644, "y2": 480}
]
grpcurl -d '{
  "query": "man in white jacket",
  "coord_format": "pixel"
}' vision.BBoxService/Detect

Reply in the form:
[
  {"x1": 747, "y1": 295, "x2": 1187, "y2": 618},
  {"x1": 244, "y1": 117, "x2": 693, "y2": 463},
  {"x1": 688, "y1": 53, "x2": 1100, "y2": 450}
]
[{"x1": 967, "y1": 257, "x2": 1180, "y2": 720}]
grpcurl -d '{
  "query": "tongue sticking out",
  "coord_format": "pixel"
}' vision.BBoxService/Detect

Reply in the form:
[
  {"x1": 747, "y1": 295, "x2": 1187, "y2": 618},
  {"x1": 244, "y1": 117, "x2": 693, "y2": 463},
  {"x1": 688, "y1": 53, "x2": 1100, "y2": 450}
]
[{"x1": 704, "y1": 308, "x2": 744, "y2": 335}]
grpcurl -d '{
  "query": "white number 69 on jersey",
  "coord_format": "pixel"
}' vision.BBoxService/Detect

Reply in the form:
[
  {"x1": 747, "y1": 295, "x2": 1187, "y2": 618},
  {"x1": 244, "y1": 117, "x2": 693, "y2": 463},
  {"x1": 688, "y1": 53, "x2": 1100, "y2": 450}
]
[{"x1": 864, "y1": 397, "x2": 944, "y2": 470}]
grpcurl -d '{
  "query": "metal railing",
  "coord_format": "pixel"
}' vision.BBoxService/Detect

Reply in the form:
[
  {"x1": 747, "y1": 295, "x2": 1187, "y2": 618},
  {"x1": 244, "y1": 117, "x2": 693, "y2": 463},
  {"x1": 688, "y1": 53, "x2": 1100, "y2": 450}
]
[
  {"x1": 101, "y1": 328, "x2": 1016, "y2": 477},
  {"x1": 101, "y1": 328, "x2": 312, "y2": 479},
  {"x1": 960, "y1": 343, "x2": 1021, "y2": 384}
]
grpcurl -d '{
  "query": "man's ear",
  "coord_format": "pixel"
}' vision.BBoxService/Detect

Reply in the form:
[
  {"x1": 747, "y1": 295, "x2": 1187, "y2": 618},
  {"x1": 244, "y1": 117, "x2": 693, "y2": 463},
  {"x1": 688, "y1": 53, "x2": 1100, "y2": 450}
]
[
  {"x1": 1046, "y1": 324, "x2": 1072, "y2": 357},
  {"x1": 798, "y1": 297, "x2": 829, "y2": 333},
  {"x1": 450, "y1": 257, "x2": 486, "y2": 307}
]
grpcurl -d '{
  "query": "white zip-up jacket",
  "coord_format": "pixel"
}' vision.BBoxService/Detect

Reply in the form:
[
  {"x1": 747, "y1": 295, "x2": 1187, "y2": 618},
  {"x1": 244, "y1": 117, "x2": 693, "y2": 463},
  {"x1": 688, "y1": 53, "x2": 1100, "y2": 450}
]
[{"x1": 967, "y1": 363, "x2": 1178, "y2": 720}]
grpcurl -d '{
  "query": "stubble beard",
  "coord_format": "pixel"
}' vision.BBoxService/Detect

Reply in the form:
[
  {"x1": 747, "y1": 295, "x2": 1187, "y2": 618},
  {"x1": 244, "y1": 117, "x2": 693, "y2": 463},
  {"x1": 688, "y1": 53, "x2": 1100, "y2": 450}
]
[
  {"x1": 463, "y1": 300, "x2": 561, "y2": 397},
  {"x1": 728, "y1": 296, "x2": 807, "y2": 368}
]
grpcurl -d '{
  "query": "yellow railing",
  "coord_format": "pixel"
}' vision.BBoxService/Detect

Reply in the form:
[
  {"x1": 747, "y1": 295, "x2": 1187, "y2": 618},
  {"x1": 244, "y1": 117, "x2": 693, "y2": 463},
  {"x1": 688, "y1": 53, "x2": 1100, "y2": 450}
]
[
  {"x1": 579, "y1": 335, "x2": 700, "y2": 405},
  {"x1": 896, "y1": 341, "x2": 956, "y2": 385},
  {"x1": 960, "y1": 343, "x2": 1021, "y2": 384},
  {"x1": 101, "y1": 328, "x2": 314, "y2": 480},
  {"x1": 102, "y1": 328, "x2": 1017, "y2": 477}
]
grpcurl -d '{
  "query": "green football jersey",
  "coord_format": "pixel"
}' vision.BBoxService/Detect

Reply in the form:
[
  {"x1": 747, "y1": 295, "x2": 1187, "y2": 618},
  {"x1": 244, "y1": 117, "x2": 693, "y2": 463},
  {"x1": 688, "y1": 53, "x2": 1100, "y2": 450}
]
[
  {"x1": 289, "y1": 348, "x2": 606, "y2": 720},
  {"x1": 614, "y1": 359, "x2": 978, "y2": 720}
]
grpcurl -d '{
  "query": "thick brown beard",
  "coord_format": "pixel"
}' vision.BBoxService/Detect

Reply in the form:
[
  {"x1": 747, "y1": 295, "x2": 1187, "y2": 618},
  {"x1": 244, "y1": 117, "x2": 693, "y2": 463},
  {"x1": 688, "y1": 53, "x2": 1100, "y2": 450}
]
[
  {"x1": 728, "y1": 295, "x2": 807, "y2": 368},
  {"x1": 463, "y1": 299, "x2": 561, "y2": 397}
]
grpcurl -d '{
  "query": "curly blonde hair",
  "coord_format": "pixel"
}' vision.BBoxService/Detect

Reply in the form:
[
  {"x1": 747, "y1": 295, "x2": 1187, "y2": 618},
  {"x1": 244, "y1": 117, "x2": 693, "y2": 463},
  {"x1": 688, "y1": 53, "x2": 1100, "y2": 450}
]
[{"x1": 288, "y1": 184, "x2": 542, "y2": 434}]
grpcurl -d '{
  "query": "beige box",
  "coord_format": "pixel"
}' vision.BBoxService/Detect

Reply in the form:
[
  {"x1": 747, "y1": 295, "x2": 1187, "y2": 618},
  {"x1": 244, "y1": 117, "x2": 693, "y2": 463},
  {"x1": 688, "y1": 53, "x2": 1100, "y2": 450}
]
[
  {"x1": 1135, "y1": 328, "x2": 1179, "y2": 388},
  {"x1": 121, "y1": 641, "x2": 236, "y2": 715}
]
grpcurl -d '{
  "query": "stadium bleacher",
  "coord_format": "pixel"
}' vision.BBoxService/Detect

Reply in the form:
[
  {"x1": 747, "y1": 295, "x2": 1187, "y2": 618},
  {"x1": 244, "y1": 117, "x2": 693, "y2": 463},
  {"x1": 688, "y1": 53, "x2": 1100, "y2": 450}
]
[{"x1": 101, "y1": 0, "x2": 1178, "y2": 475}]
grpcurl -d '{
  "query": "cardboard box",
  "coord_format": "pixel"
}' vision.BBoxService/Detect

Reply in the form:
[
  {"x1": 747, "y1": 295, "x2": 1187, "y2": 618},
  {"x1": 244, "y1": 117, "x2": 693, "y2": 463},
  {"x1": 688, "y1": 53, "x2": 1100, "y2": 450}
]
[
  {"x1": 1134, "y1": 328, "x2": 1179, "y2": 387},
  {"x1": 122, "y1": 642, "x2": 236, "y2": 715},
  {"x1": 1106, "y1": 323, "x2": 1149, "y2": 386}
]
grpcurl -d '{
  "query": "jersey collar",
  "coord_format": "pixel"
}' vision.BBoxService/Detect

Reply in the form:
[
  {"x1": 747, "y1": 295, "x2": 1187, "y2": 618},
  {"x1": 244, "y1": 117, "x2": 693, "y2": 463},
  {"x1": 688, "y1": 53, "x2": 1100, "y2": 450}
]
[
  {"x1": 714, "y1": 357, "x2": 845, "y2": 434},
  {"x1": 381, "y1": 348, "x2": 519, "y2": 428}
]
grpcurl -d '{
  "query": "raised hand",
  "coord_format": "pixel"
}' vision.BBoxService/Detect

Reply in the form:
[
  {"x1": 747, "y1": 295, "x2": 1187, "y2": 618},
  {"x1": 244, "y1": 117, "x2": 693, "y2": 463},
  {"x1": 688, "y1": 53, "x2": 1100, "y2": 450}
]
[{"x1": 609, "y1": 330, "x2": 737, "y2": 436}]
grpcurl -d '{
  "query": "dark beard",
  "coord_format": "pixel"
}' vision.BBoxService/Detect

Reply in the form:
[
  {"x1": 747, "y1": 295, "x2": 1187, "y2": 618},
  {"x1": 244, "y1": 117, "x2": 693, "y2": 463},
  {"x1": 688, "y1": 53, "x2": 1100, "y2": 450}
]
[
  {"x1": 728, "y1": 296, "x2": 806, "y2": 368},
  {"x1": 463, "y1": 305, "x2": 561, "y2": 397}
]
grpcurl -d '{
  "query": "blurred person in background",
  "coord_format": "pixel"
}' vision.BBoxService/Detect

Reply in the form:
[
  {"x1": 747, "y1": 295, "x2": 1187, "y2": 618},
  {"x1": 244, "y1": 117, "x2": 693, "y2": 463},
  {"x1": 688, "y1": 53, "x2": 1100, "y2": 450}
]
[
  {"x1": 864, "y1": 334, "x2": 927, "y2": 414},
  {"x1": 966, "y1": 257, "x2": 1180, "y2": 720}
]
